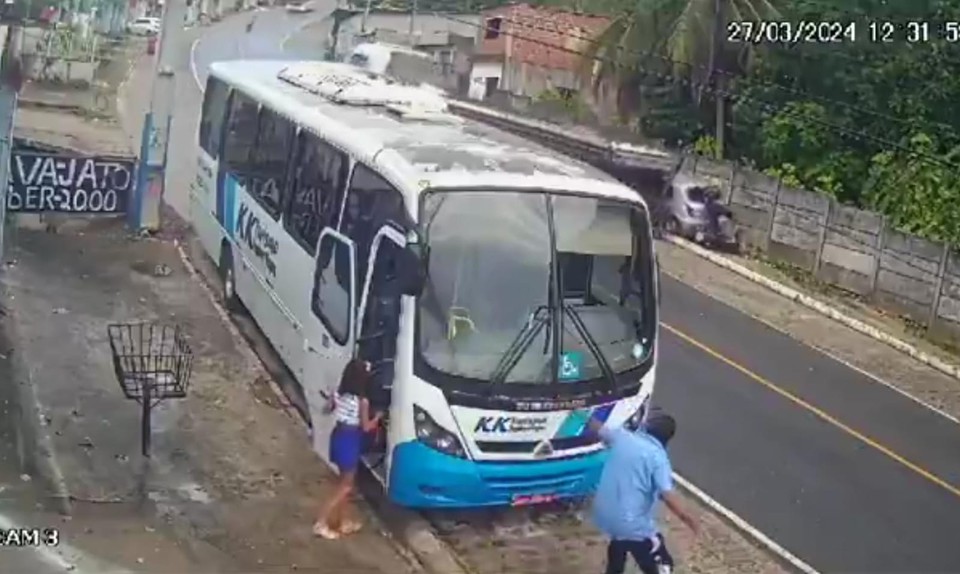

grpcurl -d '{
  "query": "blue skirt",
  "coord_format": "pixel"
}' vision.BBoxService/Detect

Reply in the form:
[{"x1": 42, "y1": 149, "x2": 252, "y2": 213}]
[{"x1": 330, "y1": 423, "x2": 363, "y2": 474}]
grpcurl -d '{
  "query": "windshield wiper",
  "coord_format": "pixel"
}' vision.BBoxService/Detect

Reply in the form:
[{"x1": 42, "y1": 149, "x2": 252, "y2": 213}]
[
  {"x1": 490, "y1": 234, "x2": 557, "y2": 390},
  {"x1": 488, "y1": 305, "x2": 551, "y2": 388},
  {"x1": 563, "y1": 304, "x2": 620, "y2": 393}
]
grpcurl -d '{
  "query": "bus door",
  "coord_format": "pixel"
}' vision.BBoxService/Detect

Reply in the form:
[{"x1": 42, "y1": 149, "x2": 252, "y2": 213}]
[
  {"x1": 355, "y1": 225, "x2": 407, "y2": 478},
  {"x1": 304, "y1": 227, "x2": 358, "y2": 462}
]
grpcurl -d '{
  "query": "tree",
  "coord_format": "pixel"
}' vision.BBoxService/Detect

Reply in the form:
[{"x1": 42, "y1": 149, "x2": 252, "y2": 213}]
[{"x1": 582, "y1": 0, "x2": 782, "y2": 156}]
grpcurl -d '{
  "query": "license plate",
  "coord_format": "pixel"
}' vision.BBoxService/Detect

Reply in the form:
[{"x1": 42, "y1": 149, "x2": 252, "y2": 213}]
[{"x1": 511, "y1": 493, "x2": 559, "y2": 506}]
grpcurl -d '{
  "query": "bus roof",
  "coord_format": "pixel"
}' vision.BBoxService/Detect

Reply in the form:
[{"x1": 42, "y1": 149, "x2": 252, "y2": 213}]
[{"x1": 209, "y1": 59, "x2": 641, "y2": 205}]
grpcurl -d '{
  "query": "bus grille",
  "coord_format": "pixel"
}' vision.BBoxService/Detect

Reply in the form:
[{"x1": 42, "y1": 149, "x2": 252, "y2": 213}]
[{"x1": 475, "y1": 434, "x2": 599, "y2": 454}]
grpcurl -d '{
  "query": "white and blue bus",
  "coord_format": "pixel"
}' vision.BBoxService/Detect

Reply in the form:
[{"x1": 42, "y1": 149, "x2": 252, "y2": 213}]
[{"x1": 191, "y1": 58, "x2": 660, "y2": 508}]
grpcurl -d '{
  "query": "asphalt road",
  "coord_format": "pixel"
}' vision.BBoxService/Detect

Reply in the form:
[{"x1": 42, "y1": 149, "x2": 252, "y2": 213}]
[{"x1": 176, "y1": 9, "x2": 960, "y2": 573}]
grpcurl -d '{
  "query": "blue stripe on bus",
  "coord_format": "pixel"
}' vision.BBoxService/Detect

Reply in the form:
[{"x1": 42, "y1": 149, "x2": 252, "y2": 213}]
[
  {"x1": 589, "y1": 403, "x2": 615, "y2": 429},
  {"x1": 552, "y1": 403, "x2": 614, "y2": 439},
  {"x1": 215, "y1": 172, "x2": 226, "y2": 227},
  {"x1": 224, "y1": 173, "x2": 239, "y2": 238}
]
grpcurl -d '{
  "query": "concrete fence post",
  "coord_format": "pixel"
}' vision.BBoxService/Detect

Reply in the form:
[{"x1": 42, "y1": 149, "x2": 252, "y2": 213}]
[
  {"x1": 928, "y1": 244, "x2": 950, "y2": 330},
  {"x1": 812, "y1": 199, "x2": 832, "y2": 275},
  {"x1": 724, "y1": 161, "x2": 736, "y2": 206},
  {"x1": 869, "y1": 216, "x2": 887, "y2": 298},
  {"x1": 764, "y1": 178, "x2": 783, "y2": 252}
]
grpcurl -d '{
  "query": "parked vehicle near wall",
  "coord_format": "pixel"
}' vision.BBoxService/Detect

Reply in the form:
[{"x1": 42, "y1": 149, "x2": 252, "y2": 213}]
[
  {"x1": 127, "y1": 17, "x2": 160, "y2": 36},
  {"x1": 285, "y1": 0, "x2": 312, "y2": 12}
]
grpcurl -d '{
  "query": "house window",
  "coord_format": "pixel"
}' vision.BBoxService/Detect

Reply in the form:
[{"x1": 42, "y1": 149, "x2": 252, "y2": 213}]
[{"x1": 485, "y1": 17, "x2": 502, "y2": 39}]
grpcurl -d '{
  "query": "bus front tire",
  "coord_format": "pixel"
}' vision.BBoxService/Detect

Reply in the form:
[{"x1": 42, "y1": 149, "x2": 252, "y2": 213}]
[{"x1": 219, "y1": 246, "x2": 243, "y2": 313}]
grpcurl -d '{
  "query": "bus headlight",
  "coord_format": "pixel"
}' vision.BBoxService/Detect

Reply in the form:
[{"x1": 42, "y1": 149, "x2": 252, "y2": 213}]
[
  {"x1": 413, "y1": 405, "x2": 467, "y2": 458},
  {"x1": 623, "y1": 397, "x2": 652, "y2": 432}
]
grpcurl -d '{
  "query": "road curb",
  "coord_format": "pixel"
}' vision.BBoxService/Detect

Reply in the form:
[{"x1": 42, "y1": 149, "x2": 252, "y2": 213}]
[
  {"x1": 279, "y1": 10, "x2": 330, "y2": 51},
  {"x1": 673, "y1": 475, "x2": 817, "y2": 574},
  {"x1": 171, "y1": 237, "x2": 468, "y2": 574},
  {"x1": 0, "y1": 280, "x2": 72, "y2": 516},
  {"x1": 664, "y1": 235, "x2": 960, "y2": 382}
]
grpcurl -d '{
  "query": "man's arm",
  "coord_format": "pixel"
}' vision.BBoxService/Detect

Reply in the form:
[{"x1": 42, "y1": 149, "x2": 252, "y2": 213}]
[
  {"x1": 587, "y1": 413, "x2": 621, "y2": 445},
  {"x1": 661, "y1": 490, "x2": 700, "y2": 536},
  {"x1": 653, "y1": 455, "x2": 699, "y2": 535}
]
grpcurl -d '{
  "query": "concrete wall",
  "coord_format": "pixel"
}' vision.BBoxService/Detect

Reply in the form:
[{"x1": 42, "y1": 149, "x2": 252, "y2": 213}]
[{"x1": 682, "y1": 154, "x2": 960, "y2": 343}]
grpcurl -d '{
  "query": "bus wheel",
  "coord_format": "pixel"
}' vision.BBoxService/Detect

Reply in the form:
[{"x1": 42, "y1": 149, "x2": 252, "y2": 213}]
[{"x1": 219, "y1": 245, "x2": 243, "y2": 313}]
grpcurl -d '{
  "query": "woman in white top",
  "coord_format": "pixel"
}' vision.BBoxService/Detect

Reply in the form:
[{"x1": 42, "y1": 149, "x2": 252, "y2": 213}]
[{"x1": 315, "y1": 359, "x2": 382, "y2": 540}]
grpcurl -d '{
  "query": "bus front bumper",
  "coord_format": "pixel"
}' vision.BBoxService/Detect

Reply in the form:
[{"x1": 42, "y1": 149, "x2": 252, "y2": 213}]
[{"x1": 388, "y1": 441, "x2": 607, "y2": 508}]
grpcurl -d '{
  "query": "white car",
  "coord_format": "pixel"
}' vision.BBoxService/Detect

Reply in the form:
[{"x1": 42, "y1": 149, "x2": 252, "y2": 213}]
[
  {"x1": 128, "y1": 17, "x2": 161, "y2": 36},
  {"x1": 286, "y1": 2, "x2": 313, "y2": 13}
]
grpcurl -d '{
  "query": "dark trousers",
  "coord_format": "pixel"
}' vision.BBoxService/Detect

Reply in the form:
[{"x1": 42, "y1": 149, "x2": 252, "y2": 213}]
[{"x1": 604, "y1": 534, "x2": 674, "y2": 574}]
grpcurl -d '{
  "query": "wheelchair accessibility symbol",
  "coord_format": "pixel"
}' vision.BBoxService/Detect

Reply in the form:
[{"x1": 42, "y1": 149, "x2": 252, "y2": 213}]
[{"x1": 559, "y1": 351, "x2": 583, "y2": 382}]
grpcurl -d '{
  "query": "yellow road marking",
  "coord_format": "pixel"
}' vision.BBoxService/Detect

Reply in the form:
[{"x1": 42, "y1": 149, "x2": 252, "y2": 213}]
[{"x1": 661, "y1": 321, "x2": 960, "y2": 500}]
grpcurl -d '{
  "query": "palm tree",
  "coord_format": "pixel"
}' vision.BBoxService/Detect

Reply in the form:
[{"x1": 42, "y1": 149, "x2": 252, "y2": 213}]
[{"x1": 584, "y1": 0, "x2": 782, "y2": 157}]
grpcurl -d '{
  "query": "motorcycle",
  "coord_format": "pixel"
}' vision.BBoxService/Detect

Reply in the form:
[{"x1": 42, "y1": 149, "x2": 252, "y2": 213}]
[
  {"x1": 692, "y1": 208, "x2": 742, "y2": 253},
  {"x1": 653, "y1": 178, "x2": 742, "y2": 253}
]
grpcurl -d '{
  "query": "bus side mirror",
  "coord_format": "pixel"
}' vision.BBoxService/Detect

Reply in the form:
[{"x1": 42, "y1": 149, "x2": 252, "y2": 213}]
[{"x1": 397, "y1": 244, "x2": 425, "y2": 297}]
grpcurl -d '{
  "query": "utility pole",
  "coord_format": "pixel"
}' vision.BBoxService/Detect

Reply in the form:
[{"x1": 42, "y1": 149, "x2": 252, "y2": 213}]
[
  {"x1": 360, "y1": 0, "x2": 371, "y2": 33},
  {"x1": 0, "y1": 0, "x2": 28, "y2": 260},
  {"x1": 407, "y1": 0, "x2": 415, "y2": 46},
  {"x1": 709, "y1": 0, "x2": 725, "y2": 159},
  {"x1": 132, "y1": 0, "x2": 187, "y2": 231}
]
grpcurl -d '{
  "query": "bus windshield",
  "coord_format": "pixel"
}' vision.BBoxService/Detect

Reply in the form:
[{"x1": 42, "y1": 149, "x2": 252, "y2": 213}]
[{"x1": 417, "y1": 190, "x2": 656, "y2": 389}]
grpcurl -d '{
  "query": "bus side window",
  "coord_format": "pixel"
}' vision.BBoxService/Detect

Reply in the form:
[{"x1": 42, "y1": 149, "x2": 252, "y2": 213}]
[
  {"x1": 312, "y1": 233, "x2": 354, "y2": 346},
  {"x1": 284, "y1": 131, "x2": 349, "y2": 255},
  {"x1": 199, "y1": 76, "x2": 229, "y2": 158},
  {"x1": 222, "y1": 91, "x2": 260, "y2": 185},
  {"x1": 340, "y1": 164, "x2": 408, "y2": 287},
  {"x1": 248, "y1": 108, "x2": 295, "y2": 219}
]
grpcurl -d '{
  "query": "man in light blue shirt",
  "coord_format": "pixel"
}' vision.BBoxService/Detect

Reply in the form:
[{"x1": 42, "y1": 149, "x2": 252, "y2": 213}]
[{"x1": 590, "y1": 410, "x2": 699, "y2": 574}]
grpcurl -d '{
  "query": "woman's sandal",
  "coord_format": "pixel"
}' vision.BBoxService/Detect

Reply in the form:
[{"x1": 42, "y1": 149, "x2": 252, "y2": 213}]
[
  {"x1": 339, "y1": 520, "x2": 363, "y2": 535},
  {"x1": 313, "y1": 521, "x2": 340, "y2": 540}
]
